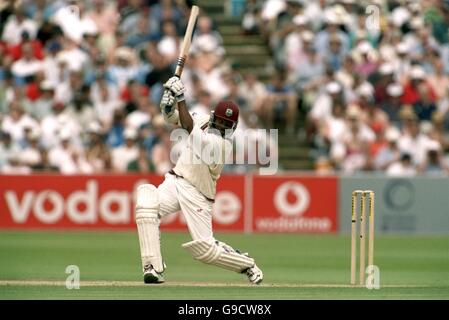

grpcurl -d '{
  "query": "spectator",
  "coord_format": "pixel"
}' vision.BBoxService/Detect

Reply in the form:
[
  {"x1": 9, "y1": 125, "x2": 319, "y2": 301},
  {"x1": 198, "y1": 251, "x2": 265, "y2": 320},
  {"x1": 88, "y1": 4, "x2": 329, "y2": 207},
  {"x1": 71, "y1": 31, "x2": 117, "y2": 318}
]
[
  {"x1": 263, "y1": 71, "x2": 297, "y2": 133},
  {"x1": 125, "y1": 11, "x2": 154, "y2": 48},
  {"x1": 294, "y1": 36, "x2": 326, "y2": 92},
  {"x1": 157, "y1": 20, "x2": 179, "y2": 63},
  {"x1": 36, "y1": 20, "x2": 62, "y2": 47},
  {"x1": 121, "y1": 79, "x2": 150, "y2": 114},
  {"x1": 8, "y1": 30, "x2": 44, "y2": 62},
  {"x1": 149, "y1": 0, "x2": 183, "y2": 36},
  {"x1": 413, "y1": 84, "x2": 437, "y2": 122},
  {"x1": 194, "y1": 49, "x2": 228, "y2": 102},
  {"x1": 380, "y1": 83, "x2": 404, "y2": 125},
  {"x1": 85, "y1": 122, "x2": 111, "y2": 172},
  {"x1": 418, "y1": 142, "x2": 449, "y2": 175},
  {"x1": 241, "y1": 0, "x2": 262, "y2": 35},
  {"x1": 41, "y1": 40, "x2": 63, "y2": 88},
  {"x1": 125, "y1": 96, "x2": 154, "y2": 131},
  {"x1": 340, "y1": 105, "x2": 375, "y2": 173},
  {"x1": 55, "y1": 70, "x2": 84, "y2": 104},
  {"x1": 109, "y1": 46, "x2": 140, "y2": 89},
  {"x1": 93, "y1": 81, "x2": 123, "y2": 128},
  {"x1": 401, "y1": 66, "x2": 437, "y2": 105},
  {"x1": 427, "y1": 59, "x2": 449, "y2": 103},
  {"x1": 397, "y1": 115, "x2": 439, "y2": 166},
  {"x1": 190, "y1": 90, "x2": 213, "y2": 116},
  {"x1": 127, "y1": 145, "x2": 155, "y2": 173},
  {"x1": 106, "y1": 109, "x2": 126, "y2": 148},
  {"x1": 1, "y1": 6, "x2": 38, "y2": 45},
  {"x1": 393, "y1": 42, "x2": 412, "y2": 82},
  {"x1": 40, "y1": 101, "x2": 81, "y2": 148},
  {"x1": 374, "y1": 63, "x2": 395, "y2": 105},
  {"x1": 0, "y1": 132, "x2": 20, "y2": 170},
  {"x1": 335, "y1": 54, "x2": 355, "y2": 90},
  {"x1": 48, "y1": 129, "x2": 93, "y2": 174},
  {"x1": 0, "y1": 71, "x2": 15, "y2": 113},
  {"x1": 56, "y1": 37, "x2": 89, "y2": 73},
  {"x1": 120, "y1": 0, "x2": 144, "y2": 22},
  {"x1": 85, "y1": 0, "x2": 119, "y2": 39},
  {"x1": 352, "y1": 41, "x2": 378, "y2": 78},
  {"x1": 18, "y1": 128, "x2": 42, "y2": 168},
  {"x1": 144, "y1": 42, "x2": 172, "y2": 103},
  {"x1": 428, "y1": 112, "x2": 449, "y2": 154},
  {"x1": 191, "y1": 16, "x2": 224, "y2": 57},
  {"x1": 1, "y1": 103, "x2": 39, "y2": 143},
  {"x1": 11, "y1": 42, "x2": 44, "y2": 79},
  {"x1": 309, "y1": 81, "x2": 343, "y2": 128},
  {"x1": 317, "y1": 102, "x2": 347, "y2": 162},
  {"x1": 30, "y1": 148, "x2": 58, "y2": 172},
  {"x1": 268, "y1": 0, "x2": 305, "y2": 67},
  {"x1": 314, "y1": 10, "x2": 349, "y2": 57},
  {"x1": 90, "y1": 70, "x2": 119, "y2": 106},
  {"x1": 26, "y1": 80, "x2": 55, "y2": 120},
  {"x1": 325, "y1": 34, "x2": 345, "y2": 72},
  {"x1": 284, "y1": 14, "x2": 309, "y2": 74},
  {"x1": 386, "y1": 153, "x2": 416, "y2": 177},
  {"x1": 238, "y1": 73, "x2": 267, "y2": 117},
  {"x1": 360, "y1": 96, "x2": 389, "y2": 133},
  {"x1": 65, "y1": 90, "x2": 96, "y2": 130},
  {"x1": 373, "y1": 127, "x2": 402, "y2": 172},
  {"x1": 111, "y1": 127, "x2": 139, "y2": 172},
  {"x1": 1, "y1": 154, "x2": 32, "y2": 174},
  {"x1": 224, "y1": 77, "x2": 249, "y2": 116}
]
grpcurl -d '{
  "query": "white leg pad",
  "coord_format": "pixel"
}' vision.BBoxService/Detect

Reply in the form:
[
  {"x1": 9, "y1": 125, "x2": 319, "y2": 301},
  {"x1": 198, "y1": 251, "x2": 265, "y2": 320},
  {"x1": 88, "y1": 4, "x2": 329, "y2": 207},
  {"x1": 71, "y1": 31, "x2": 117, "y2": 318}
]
[
  {"x1": 135, "y1": 184, "x2": 164, "y2": 273},
  {"x1": 182, "y1": 239, "x2": 255, "y2": 273}
]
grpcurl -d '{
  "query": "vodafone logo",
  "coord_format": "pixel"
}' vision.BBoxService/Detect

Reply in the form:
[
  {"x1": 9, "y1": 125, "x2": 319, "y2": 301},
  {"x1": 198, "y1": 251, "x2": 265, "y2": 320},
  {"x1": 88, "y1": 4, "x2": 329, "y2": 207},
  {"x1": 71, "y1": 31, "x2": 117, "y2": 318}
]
[
  {"x1": 256, "y1": 180, "x2": 332, "y2": 232},
  {"x1": 274, "y1": 182, "x2": 310, "y2": 216}
]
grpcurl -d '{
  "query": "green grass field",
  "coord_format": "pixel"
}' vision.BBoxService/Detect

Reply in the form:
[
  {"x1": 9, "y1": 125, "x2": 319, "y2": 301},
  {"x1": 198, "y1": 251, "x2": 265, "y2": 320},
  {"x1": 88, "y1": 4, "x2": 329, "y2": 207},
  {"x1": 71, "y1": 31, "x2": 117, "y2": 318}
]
[{"x1": 0, "y1": 231, "x2": 448, "y2": 299}]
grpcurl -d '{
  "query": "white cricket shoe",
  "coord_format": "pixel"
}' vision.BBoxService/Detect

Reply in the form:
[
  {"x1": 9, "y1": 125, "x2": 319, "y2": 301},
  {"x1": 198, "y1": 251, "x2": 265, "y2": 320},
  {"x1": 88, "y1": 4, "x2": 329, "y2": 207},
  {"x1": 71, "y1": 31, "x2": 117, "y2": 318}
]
[
  {"x1": 246, "y1": 264, "x2": 263, "y2": 284},
  {"x1": 143, "y1": 264, "x2": 165, "y2": 284}
]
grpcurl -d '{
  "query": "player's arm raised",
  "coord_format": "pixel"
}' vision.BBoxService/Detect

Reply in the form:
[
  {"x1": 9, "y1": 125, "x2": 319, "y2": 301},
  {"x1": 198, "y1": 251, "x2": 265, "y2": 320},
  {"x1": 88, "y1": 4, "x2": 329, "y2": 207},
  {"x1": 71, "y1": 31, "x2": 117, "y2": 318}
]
[
  {"x1": 163, "y1": 76, "x2": 193, "y2": 133},
  {"x1": 177, "y1": 100, "x2": 193, "y2": 133}
]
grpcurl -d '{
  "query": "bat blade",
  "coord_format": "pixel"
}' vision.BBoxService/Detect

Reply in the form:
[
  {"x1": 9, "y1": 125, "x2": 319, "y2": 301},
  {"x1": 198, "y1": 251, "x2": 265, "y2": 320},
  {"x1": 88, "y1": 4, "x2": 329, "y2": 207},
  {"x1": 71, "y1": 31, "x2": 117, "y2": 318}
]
[{"x1": 174, "y1": 5, "x2": 199, "y2": 77}]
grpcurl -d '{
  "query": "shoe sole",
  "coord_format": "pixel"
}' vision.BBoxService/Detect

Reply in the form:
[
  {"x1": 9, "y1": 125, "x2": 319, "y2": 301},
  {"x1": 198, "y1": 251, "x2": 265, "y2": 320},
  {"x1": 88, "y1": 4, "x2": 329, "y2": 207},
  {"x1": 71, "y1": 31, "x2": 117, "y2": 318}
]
[{"x1": 144, "y1": 273, "x2": 164, "y2": 284}]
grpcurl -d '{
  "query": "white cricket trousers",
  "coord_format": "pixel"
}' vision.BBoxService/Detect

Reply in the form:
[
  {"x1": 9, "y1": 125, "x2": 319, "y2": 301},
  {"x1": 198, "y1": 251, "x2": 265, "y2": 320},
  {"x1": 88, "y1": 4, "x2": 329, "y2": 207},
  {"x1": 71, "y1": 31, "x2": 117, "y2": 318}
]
[{"x1": 158, "y1": 173, "x2": 213, "y2": 241}]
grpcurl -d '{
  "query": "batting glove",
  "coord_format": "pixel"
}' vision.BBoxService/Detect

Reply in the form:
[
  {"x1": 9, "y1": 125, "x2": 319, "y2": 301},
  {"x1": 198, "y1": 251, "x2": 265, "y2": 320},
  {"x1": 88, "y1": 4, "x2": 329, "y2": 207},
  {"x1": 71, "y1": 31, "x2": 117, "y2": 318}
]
[
  {"x1": 163, "y1": 76, "x2": 185, "y2": 101},
  {"x1": 160, "y1": 90, "x2": 176, "y2": 115}
]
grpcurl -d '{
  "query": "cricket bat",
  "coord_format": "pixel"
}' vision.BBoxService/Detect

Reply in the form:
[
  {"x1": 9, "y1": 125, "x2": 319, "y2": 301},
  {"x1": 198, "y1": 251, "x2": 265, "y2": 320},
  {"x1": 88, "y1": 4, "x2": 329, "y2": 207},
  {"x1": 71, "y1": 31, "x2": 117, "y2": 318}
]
[{"x1": 174, "y1": 5, "x2": 199, "y2": 77}]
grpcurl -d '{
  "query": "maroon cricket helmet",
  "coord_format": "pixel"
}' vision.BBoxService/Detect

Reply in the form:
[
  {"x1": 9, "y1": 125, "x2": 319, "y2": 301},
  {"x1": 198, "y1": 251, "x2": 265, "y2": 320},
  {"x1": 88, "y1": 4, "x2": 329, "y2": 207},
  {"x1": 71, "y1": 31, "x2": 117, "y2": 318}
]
[{"x1": 210, "y1": 100, "x2": 239, "y2": 132}]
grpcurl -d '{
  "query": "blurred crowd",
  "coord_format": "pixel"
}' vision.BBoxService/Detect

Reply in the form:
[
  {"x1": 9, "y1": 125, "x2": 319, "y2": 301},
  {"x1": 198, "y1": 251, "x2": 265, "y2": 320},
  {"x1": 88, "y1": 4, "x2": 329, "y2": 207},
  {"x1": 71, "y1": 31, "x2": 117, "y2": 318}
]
[
  {"x1": 0, "y1": 0, "x2": 270, "y2": 175},
  {"x1": 1, "y1": 0, "x2": 449, "y2": 177},
  {"x1": 243, "y1": 0, "x2": 449, "y2": 176}
]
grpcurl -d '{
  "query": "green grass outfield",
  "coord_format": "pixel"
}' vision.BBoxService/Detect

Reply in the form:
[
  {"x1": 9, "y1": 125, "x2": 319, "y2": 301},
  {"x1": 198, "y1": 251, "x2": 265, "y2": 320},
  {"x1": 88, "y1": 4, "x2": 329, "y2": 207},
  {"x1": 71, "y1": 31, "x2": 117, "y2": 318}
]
[{"x1": 0, "y1": 231, "x2": 448, "y2": 299}]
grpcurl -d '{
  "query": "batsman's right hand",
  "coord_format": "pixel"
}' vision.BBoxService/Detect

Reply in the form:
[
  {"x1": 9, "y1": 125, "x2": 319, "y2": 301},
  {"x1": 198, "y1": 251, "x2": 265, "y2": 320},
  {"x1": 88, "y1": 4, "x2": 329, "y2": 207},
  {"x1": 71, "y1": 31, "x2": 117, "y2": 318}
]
[{"x1": 160, "y1": 90, "x2": 176, "y2": 115}]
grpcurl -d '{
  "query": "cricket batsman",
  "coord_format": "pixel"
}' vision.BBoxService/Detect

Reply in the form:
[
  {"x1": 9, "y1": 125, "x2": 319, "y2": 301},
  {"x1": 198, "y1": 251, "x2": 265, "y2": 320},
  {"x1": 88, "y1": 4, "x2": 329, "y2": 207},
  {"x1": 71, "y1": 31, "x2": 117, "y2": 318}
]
[{"x1": 134, "y1": 76, "x2": 264, "y2": 284}]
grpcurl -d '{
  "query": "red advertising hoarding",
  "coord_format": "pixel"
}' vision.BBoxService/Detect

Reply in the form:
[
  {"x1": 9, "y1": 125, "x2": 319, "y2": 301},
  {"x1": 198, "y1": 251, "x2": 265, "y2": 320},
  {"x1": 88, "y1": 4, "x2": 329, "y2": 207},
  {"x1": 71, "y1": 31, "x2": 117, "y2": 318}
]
[
  {"x1": 0, "y1": 174, "x2": 338, "y2": 233},
  {"x1": 0, "y1": 174, "x2": 245, "y2": 231},
  {"x1": 252, "y1": 176, "x2": 338, "y2": 233}
]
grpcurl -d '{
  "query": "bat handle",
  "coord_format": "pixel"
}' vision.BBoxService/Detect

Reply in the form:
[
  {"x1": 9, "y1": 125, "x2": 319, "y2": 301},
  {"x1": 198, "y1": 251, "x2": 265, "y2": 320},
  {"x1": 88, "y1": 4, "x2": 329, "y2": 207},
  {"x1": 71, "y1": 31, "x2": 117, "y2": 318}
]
[{"x1": 174, "y1": 56, "x2": 186, "y2": 77}]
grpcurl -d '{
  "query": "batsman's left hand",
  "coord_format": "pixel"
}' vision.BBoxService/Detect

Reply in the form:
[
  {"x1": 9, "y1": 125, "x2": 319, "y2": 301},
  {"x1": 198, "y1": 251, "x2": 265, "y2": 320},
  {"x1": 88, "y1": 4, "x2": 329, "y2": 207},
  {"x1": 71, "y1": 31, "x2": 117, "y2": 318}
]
[{"x1": 160, "y1": 90, "x2": 176, "y2": 115}]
